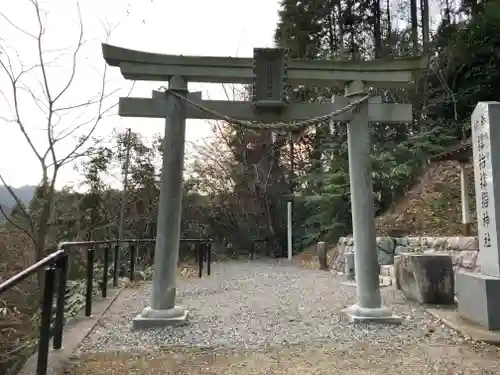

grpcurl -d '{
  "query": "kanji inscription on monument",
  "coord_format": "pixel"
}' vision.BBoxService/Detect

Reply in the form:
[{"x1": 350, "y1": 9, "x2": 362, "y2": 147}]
[{"x1": 471, "y1": 102, "x2": 500, "y2": 277}]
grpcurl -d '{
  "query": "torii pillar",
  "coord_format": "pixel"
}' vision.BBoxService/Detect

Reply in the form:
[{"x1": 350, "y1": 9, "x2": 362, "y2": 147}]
[
  {"x1": 341, "y1": 81, "x2": 401, "y2": 324},
  {"x1": 131, "y1": 76, "x2": 190, "y2": 328}
]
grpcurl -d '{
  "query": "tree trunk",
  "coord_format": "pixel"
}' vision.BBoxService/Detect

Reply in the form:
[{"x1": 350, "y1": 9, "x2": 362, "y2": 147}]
[
  {"x1": 325, "y1": 6, "x2": 336, "y2": 55},
  {"x1": 444, "y1": 0, "x2": 451, "y2": 25},
  {"x1": 420, "y1": 0, "x2": 430, "y2": 53},
  {"x1": 34, "y1": 174, "x2": 58, "y2": 302},
  {"x1": 410, "y1": 0, "x2": 419, "y2": 54},
  {"x1": 419, "y1": 0, "x2": 430, "y2": 121},
  {"x1": 373, "y1": 0, "x2": 382, "y2": 58},
  {"x1": 386, "y1": 0, "x2": 392, "y2": 55},
  {"x1": 337, "y1": 2, "x2": 345, "y2": 59}
]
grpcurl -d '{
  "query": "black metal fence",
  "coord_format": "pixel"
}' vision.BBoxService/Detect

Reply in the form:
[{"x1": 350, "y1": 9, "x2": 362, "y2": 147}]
[
  {"x1": 60, "y1": 239, "x2": 212, "y2": 317},
  {"x1": 195, "y1": 241, "x2": 212, "y2": 278},
  {"x1": 0, "y1": 237, "x2": 212, "y2": 375},
  {"x1": 250, "y1": 238, "x2": 270, "y2": 259},
  {"x1": 0, "y1": 250, "x2": 67, "y2": 375}
]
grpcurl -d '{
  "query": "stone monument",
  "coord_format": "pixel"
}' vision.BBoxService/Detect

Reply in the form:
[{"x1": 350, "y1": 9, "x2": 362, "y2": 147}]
[{"x1": 456, "y1": 102, "x2": 500, "y2": 330}]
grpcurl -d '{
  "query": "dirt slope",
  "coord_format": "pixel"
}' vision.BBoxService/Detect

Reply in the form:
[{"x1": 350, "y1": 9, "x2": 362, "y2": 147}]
[{"x1": 376, "y1": 160, "x2": 477, "y2": 236}]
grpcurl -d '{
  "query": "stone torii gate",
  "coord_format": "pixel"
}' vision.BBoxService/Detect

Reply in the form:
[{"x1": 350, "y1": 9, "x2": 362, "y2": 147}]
[{"x1": 102, "y1": 44, "x2": 426, "y2": 329}]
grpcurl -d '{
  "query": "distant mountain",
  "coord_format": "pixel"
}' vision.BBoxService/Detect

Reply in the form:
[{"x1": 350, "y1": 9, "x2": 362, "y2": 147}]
[
  {"x1": 0, "y1": 185, "x2": 36, "y2": 207},
  {"x1": 0, "y1": 185, "x2": 36, "y2": 224}
]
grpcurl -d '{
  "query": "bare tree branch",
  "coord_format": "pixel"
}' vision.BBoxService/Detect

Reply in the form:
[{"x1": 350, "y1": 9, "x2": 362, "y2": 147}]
[
  {"x1": 32, "y1": 0, "x2": 52, "y2": 103},
  {"x1": 0, "y1": 0, "x2": 132, "y2": 263},
  {"x1": 0, "y1": 13, "x2": 37, "y2": 39},
  {"x1": 0, "y1": 203, "x2": 38, "y2": 246},
  {"x1": 51, "y1": 1, "x2": 83, "y2": 104},
  {"x1": 0, "y1": 173, "x2": 37, "y2": 239},
  {"x1": 58, "y1": 79, "x2": 135, "y2": 165},
  {"x1": 0, "y1": 37, "x2": 44, "y2": 162},
  {"x1": 50, "y1": 91, "x2": 120, "y2": 146}
]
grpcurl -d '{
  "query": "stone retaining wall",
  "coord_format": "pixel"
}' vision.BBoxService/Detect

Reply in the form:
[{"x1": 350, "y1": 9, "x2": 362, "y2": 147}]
[{"x1": 336, "y1": 236, "x2": 479, "y2": 272}]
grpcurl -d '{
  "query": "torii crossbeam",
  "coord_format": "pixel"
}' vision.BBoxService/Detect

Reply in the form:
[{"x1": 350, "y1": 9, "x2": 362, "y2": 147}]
[
  {"x1": 102, "y1": 44, "x2": 426, "y2": 87},
  {"x1": 120, "y1": 90, "x2": 412, "y2": 123},
  {"x1": 102, "y1": 43, "x2": 427, "y2": 329}
]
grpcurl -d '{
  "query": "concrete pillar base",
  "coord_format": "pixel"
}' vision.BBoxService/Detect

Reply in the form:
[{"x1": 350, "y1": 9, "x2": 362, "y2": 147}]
[
  {"x1": 343, "y1": 304, "x2": 401, "y2": 325},
  {"x1": 132, "y1": 305, "x2": 188, "y2": 330}
]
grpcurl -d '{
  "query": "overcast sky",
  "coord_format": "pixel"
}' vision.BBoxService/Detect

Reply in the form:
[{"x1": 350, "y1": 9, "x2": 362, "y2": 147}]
[
  {"x1": 0, "y1": 0, "x2": 448, "y2": 190},
  {"x1": 0, "y1": 0, "x2": 280, "y2": 188}
]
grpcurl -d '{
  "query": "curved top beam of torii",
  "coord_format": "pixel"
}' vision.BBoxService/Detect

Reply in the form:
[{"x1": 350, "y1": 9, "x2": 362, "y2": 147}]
[{"x1": 101, "y1": 43, "x2": 428, "y2": 88}]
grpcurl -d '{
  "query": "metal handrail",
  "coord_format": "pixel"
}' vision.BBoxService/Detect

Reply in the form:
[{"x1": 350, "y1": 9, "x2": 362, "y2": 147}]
[
  {"x1": 0, "y1": 249, "x2": 68, "y2": 375},
  {"x1": 0, "y1": 237, "x2": 213, "y2": 375},
  {"x1": 0, "y1": 250, "x2": 65, "y2": 293},
  {"x1": 60, "y1": 238, "x2": 213, "y2": 317},
  {"x1": 250, "y1": 237, "x2": 270, "y2": 259},
  {"x1": 57, "y1": 238, "x2": 211, "y2": 249}
]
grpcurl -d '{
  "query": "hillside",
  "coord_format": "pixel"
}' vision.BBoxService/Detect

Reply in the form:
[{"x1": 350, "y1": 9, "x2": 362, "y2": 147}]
[
  {"x1": 0, "y1": 204, "x2": 12, "y2": 219},
  {"x1": 294, "y1": 160, "x2": 476, "y2": 268},
  {"x1": 375, "y1": 161, "x2": 476, "y2": 236},
  {"x1": 0, "y1": 185, "x2": 36, "y2": 224},
  {"x1": 0, "y1": 185, "x2": 36, "y2": 207}
]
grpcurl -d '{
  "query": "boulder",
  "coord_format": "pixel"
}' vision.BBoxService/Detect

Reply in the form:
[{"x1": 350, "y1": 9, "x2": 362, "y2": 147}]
[
  {"x1": 377, "y1": 237, "x2": 395, "y2": 265},
  {"x1": 446, "y1": 236, "x2": 461, "y2": 250},
  {"x1": 395, "y1": 245, "x2": 410, "y2": 255},
  {"x1": 406, "y1": 237, "x2": 421, "y2": 247},
  {"x1": 457, "y1": 250, "x2": 479, "y2": 270},
  {"x1": 431, "y1": 237, "x2": 447, "y2": 250},
  {"x1": 420, "y1": 237, "x2": 433, "y2": 248},
  {"x1": 335, "y1": 235, "x2": 481, "y2": 276},
  {"x1": 397, "y1": 253, "x2": 455, "y2": 305},
  {"x1": 456, "y1": 236, "x2": 479, "y2": 250},
  {"x1": 395, "y1": 237, "x2": 409, "y2": 246}
]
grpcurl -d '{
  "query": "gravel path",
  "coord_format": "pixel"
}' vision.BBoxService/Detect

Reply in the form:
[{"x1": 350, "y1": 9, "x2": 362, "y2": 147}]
[{"x1": 70, "y1": 260, "x2": 500, "y2": 374}]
